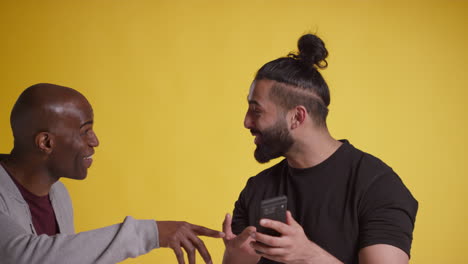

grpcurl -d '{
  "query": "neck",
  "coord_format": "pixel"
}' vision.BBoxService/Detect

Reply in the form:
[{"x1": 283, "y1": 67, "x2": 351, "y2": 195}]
[
  {"x1": 285, "y1": 126, "x2": 342, "y2": 169},
  {"x1": 1, "y1": 153, "x2": 57, "y2": 196}
]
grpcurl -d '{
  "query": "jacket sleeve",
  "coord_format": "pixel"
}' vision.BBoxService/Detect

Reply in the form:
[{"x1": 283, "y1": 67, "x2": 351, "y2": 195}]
[{"x1": 0, "y1": 212, "x2": 160, "y2": 264}]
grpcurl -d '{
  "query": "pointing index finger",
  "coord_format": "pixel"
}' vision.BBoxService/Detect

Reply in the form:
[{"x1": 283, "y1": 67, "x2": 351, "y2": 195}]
[{"x1": 191, "y1": 224, "x2": 225, "y2": 238}]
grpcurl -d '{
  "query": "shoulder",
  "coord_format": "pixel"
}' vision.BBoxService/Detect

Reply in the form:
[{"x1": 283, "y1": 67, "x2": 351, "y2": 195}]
[
  {"x1": 343, "y1": 143, "x2": 418, "y2": 256},
  {"x1": 346, "y1": 142, "x2": 392, "y2": 173},
  {"x1": 342, "y1": 142, "x2": 417, "y2": 207},
  {"x1": 344, "y1": 142, "x2": 397, "y2": 187},
  {"x1": 347, "y1": 143, "x2": 418, "y2": 213}
]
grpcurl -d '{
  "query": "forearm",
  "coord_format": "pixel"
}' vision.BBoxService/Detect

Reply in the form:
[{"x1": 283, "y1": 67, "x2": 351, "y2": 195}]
[
  {"x1": 0, "y1": 214, "x2": 159, "y2": 264},
  {"x1": 301, "y1": 240, "x2": 343, "y2": 264},
  {"x1": 306, "y1": 253, "x2": 343, "y2": 264}
]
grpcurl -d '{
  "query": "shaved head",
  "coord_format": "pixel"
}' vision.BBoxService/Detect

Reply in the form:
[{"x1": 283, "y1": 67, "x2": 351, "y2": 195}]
[
  {"x1": 10, "y1": 83, "x2": 90, "y2": 151},
  {"x1": 3, "y1": 83, "x2": 99, "y2": 190}
]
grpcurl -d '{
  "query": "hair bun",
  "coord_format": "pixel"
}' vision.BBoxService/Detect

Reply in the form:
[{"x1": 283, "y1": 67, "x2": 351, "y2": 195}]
[{"x1": 296, "y1": 34, "x2": 328, "y2": 69}]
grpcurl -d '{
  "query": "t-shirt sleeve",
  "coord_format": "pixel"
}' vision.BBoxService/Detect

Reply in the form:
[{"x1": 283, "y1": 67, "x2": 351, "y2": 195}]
[{"x1": 358, "y1": 171, "x2": 418, "y2": 257}]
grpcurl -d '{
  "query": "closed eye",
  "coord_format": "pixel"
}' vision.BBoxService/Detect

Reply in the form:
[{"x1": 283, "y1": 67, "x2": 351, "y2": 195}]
[{"x1": 249, "y1": 105, "x2": 262, "y2": 115}]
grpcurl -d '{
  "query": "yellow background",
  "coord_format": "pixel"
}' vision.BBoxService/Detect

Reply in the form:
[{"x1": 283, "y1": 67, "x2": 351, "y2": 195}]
[{"x1": 0, "y1": 0, "x2": 467, "y2": 263}]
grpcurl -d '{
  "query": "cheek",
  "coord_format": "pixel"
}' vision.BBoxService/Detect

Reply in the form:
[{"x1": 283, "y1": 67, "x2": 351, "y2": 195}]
[
  {"x1": 71, "y1": 135, "x2": 86, "y2": 150},
  {"x1": 260, "y1": 116, "x2": 278, "y2": 129}
]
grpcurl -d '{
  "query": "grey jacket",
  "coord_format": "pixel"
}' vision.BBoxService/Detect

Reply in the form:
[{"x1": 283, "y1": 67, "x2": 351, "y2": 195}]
[{"x1": 0, "y1": 165, "x2": 159, "y2": 264}]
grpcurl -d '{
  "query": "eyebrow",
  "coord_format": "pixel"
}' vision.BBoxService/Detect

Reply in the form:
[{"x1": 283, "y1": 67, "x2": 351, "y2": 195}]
[{"x1": 80, "y1": 120, "x2": 94, "y2": 129}]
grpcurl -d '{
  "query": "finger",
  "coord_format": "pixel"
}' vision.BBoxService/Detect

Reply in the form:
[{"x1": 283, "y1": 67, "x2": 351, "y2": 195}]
[
  {"x1": 250, "y1": 241, "x2": 286, "y2": 257},
  {"x1": 181, "y1": 239, "x2": 196, "y2": 264},
  {"x1": 233, "y1": 226, "x2": 256, "y2": 248},
  {"x1": 253, "y1": 231, "x2": 283, "y2": 247},
  {"x1": 192, "y1": 223, "x2": 224, "y2": 238},
  {"x1": 172, "y1": 246, "x2": 186, "y2": 264},
  {"x1": 188, "y1": 233, "x2": 212, "y2": 264},
  {"x1": 222, "y1": 213, "x2": 234, "y2": 238},
  {"x1": 259, "y1": 218, "x2": 290, "y2": 235}
]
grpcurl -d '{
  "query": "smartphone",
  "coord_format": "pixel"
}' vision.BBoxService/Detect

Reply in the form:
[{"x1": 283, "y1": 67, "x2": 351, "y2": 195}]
[{"x1": 257, "y1": 195, "x2": 287, "y2": 236}]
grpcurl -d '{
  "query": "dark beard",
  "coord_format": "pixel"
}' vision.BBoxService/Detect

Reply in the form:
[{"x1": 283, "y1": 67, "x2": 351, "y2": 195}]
[{"x1": 253, "y1": 119, "x2": 294, "y2": 163}]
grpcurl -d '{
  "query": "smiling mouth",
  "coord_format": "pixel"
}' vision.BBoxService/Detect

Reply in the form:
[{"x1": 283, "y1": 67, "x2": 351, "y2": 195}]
[
  {"x1": 83, "y1": 154, "x2": 94, "y2": 169},
  {"x1": 250, "y1": 130, "x2": 262, "y2": 144}
]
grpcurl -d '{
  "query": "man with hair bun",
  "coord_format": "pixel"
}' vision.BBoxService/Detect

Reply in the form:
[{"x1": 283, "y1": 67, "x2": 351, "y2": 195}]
[
  {"x1": 0, "y1": 83, "x2": 224, "y2": 264},
  {"x1": 222, "y1": 34, "x2": 418, "y2": 264}
]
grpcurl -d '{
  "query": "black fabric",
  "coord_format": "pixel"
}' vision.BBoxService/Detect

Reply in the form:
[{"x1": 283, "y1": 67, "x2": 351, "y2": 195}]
[{"x1": 232, "y1": 140, "x2": 418, "y2": 264}]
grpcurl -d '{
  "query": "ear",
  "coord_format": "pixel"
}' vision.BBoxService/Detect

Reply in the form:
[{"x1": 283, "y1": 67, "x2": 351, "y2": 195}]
[
  {"x1": 35, "y1": 132, "x2": 54, "y2": 155},
  {"x1": 290, "y1": 105, "x2": 307, "y2": 129}
]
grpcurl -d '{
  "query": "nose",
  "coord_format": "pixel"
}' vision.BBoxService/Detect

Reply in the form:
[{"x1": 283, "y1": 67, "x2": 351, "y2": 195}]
[
  {"x1": 88, "y1": 130, "x2": 100, "y2": 147},
  {"x1": 244, "y1": 111, "x2": 254, "y2": 129}
]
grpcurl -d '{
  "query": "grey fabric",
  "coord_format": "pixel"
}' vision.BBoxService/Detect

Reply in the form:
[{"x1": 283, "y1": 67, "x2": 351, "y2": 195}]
[{"x1": 0, "y1": 165, "x2": 159, "y2": 264}]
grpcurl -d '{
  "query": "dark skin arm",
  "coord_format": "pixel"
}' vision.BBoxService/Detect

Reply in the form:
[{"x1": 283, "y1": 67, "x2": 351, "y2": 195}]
[{"x1": 157, "y1": 221, "x2": 225, "y2": 264}]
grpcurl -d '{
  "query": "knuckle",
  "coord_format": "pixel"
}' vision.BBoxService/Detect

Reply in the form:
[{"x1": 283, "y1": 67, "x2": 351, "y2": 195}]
[
  {"x1": 170, "y1": 236, "x2": 179, "y2": 244},
  {"x1": 187, "y1": 246, "x2": 196, "y2": 254},
  {"x1": 184, "y1": 246, "x2": 195, "y2": 255},
  {"x1": 194, "y1": 238, "x2": 204, "y2": 246},
  {"x1": 174, "y1": 250, "x2": 184, "y2": 258}
]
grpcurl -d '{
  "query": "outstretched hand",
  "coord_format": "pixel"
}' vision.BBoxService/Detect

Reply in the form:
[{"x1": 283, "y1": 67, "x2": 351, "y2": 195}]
[
  {"x1": 251, "y1": 211, "x2": 343, "y2": 264},
  {"x1": 157, "y1": 221, "x2": 224, "y2": 264},
  {"x1": 222, "y1": 213, "x2": 260, "y2": 264}
]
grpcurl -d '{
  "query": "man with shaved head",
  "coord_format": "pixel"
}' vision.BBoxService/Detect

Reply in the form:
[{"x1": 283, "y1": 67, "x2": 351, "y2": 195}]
[{"x1": 0, "y1": 83, "x2": 223, "y2": 264}]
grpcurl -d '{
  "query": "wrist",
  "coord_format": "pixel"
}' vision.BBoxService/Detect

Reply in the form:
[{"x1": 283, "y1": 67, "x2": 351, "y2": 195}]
[{"x1": 303, "y1": 240, "x2": 342, "y2": 264}]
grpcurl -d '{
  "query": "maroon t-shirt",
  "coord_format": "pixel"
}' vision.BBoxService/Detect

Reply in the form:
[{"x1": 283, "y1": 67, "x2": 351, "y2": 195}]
[{"x1": 10, "y1": 175, "x2": 59, "y2": 236}]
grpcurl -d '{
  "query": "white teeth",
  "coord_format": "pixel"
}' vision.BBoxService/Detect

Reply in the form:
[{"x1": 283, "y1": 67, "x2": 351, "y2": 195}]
[{"x1": 84, "y1": 155, "x2": 93, "y2": 159}]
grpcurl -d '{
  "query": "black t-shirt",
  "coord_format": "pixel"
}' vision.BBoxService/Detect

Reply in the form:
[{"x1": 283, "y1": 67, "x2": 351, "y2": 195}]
[{"x1": 232, "y1": 140, "x2": 418, "y2": 264}]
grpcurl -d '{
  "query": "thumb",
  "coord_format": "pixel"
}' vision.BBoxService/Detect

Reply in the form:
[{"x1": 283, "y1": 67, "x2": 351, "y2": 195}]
[
  {"x1": 286, "y1": 211, "x2": 299, "y2": 226},
  {"x1": 233, "y1": 226, "x2": 256, "y2": 248}
]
